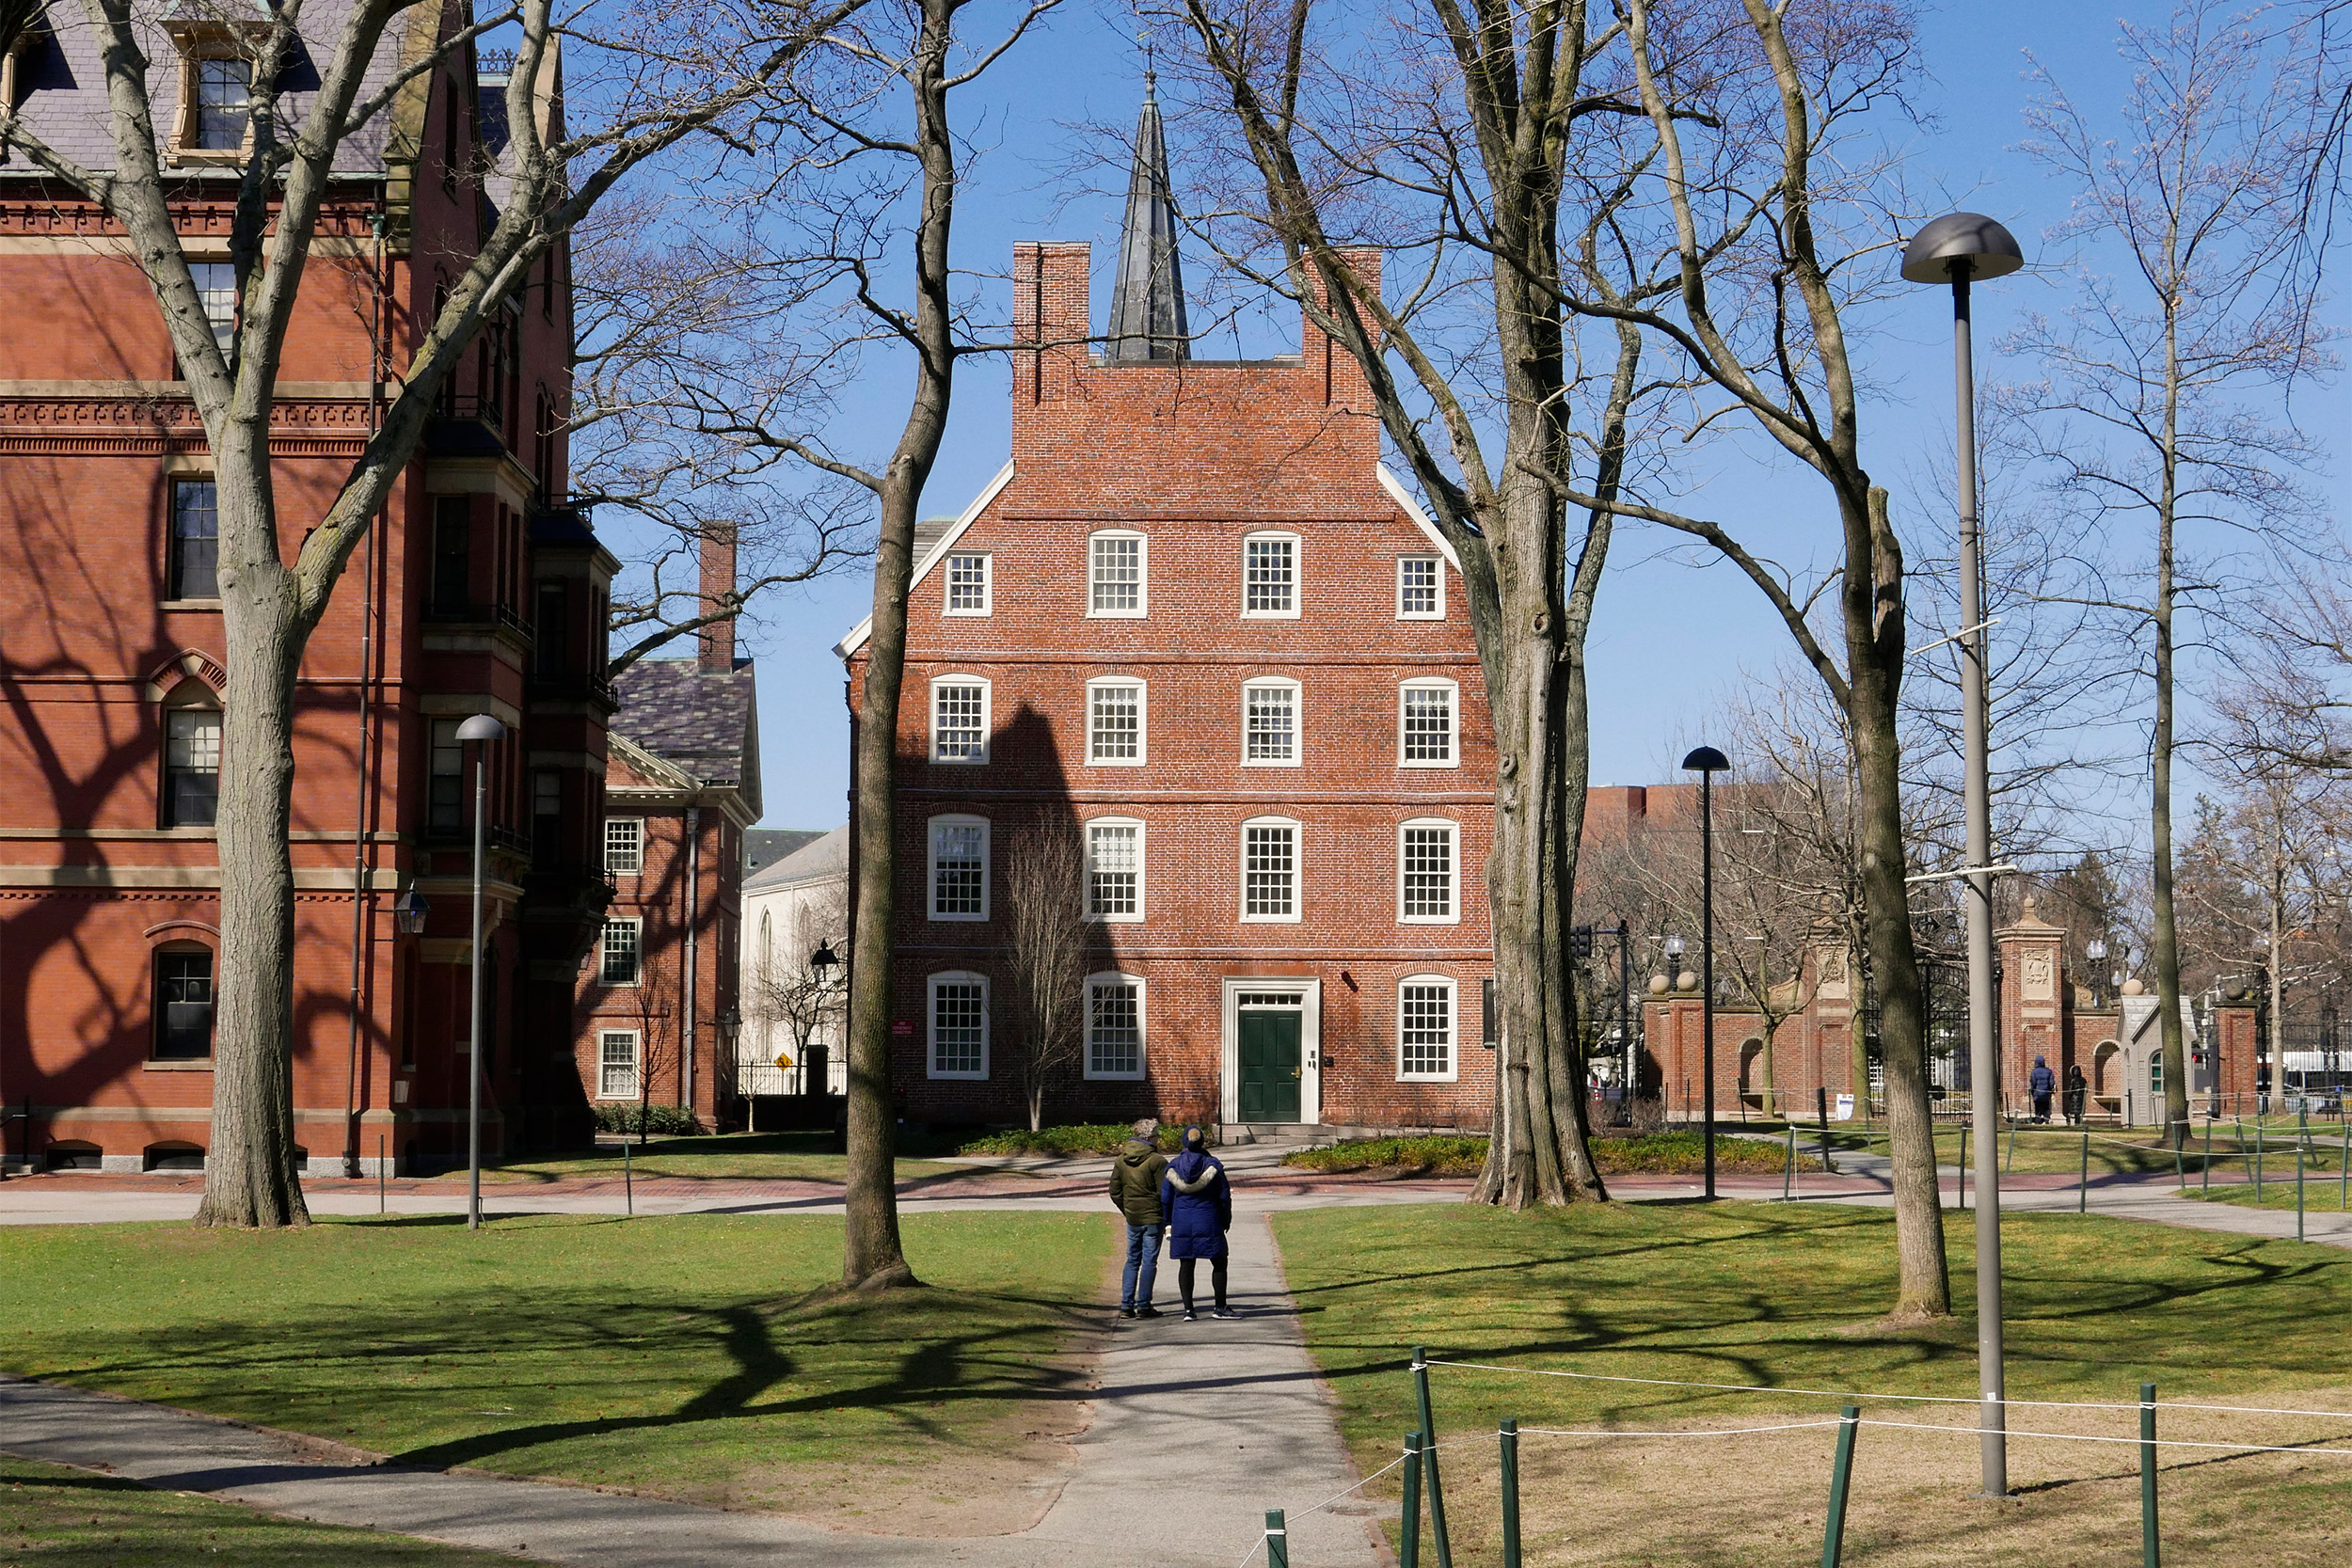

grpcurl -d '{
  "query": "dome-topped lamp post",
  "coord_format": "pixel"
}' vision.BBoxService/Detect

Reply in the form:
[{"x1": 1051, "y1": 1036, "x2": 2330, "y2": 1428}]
[{"x1": 1902, "y1": 210, "x2": 2025, "y2": 1501}]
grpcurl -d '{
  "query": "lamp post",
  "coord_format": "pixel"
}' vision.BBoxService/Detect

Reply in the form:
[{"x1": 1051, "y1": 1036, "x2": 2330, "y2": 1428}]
[
  {"x1": 2087, "y1": 938, "x2": 2108, "y2": 1007},
  {"x1": 1903, "y1": 209, "x2": 2025, "y2": 1501},
  {"x1": 457, "y1": 713, "x2": 504, "y2": 1230},
  {"x1": 808, "y1": 942, "x2": 841, "y2": 1097},
  {"x1": 1683, "y1": 746, "x2": 1730, "y2": 1199}
]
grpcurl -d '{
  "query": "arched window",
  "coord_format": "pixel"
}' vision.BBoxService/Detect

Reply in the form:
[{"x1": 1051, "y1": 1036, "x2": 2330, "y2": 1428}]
[
  {"x1": 159, "y1": 681, "x2": 221, "y2": 829},
  {"x1": 152, "y1": 942, "x2": 215, "y2": 1059}
]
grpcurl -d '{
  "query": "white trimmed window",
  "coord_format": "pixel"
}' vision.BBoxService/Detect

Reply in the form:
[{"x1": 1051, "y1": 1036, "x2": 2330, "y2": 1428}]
[
  {"x1": 945, "y1": 551, "x2": 992, "y2": 614},
  {"x1": 1399, "y1": 818, "x2": 1459, "y2": 924},
  {"x1": 929, "y1": 815, "x2": 990, "y2": 921},
  {"x1": 930, "y1": 675, "x2": 991, "y2": 764},
  {"x1": 1087, "y1": 678, "x2": 1147, "y2": 765},
  {"x1": 1400, "y1": 678, "x2": 1458, "y2": 767},
  {"x1": 1086, "y1": 818, "x2": 1144, "y2": 922},
  {"x1": 1089, "y1": 531, "x2": 1147, "y2": 617},
  {"x1": 596, "y1": 1029, "x2": 641, "y2": 1099},
  {"x1": 1241, "y1": 816, "x2": 1301, "y2": 923},
  {"x1": 190, "y1": 262, "x2": 238, "y2": 356},
  {"x1": 599, "y1": 918, "x2": 642, "y2": 986},
  {"x1": 1398, "y1": 976, "x2": 1457, "y2": 1081},
  {"x1": 1398, "y1": 556, "x2": 1443, "y2": 619},
  {"x1": 604, "y1": 817, "x2": 644, "y2": 875},
  {"x1": 1242, "y1": 532, "x2": 1299, "y2": 618},
  {"x1": 1242, "y1": 679, "x2": 1300, "y2": 767},
  {"x1": 929, "y1": 972, "x2": 989, "y2": 1079},
  {"x1": 1086, "y1": 973, "x2": 1147, "y2": 1080}
]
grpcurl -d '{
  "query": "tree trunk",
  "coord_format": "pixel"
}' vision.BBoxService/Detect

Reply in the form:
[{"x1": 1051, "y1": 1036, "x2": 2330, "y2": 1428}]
[
  {"x1": 1846, "y1": 488, "x2": 1948, "y2": 1318},
  {"x1": 2152, "y1": 333, "x2": 2190, "y2": 1148},
  {"x1": 195, "y1": 465, "x2": 311, "y2": 1229}
]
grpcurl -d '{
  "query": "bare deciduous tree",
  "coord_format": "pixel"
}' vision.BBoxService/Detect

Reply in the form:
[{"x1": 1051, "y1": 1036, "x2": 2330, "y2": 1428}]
[
  {"x1": 748, "y1": 881, "x2": 848, "y2": 1085},
  {"x1": 1000, "y1": 816, "x2": 1088, "y2": 1133}
]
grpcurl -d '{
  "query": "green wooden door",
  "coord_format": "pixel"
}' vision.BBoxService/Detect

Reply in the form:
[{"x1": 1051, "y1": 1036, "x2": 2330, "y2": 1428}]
[{"x1": 1238, "y1": 1009, "x2": 1303, "y2": 1122}]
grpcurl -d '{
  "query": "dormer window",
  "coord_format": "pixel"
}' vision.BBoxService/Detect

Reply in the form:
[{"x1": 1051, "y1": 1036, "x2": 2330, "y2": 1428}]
[
  {"x1": 191, "y1": 57, "x2": 250, "y2": 149},
  {"x1": 163, "y1": 15, "x2": 263, "y2": 165}
]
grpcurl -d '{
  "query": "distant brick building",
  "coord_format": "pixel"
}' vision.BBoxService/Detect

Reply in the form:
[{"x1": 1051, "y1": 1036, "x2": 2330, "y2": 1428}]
[
  {"x1": 0, "y1": 7, "x2": 623, "y2": 1173},
  {"x1": 837, "y1": 88, "x2": 1494, "y2": 1135}
]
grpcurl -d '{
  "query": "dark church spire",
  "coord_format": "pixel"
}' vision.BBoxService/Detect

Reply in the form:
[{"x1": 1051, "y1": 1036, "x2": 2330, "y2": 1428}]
[{"x1": 1104, "y1": 74, "x2": 1190, "y2": 363}]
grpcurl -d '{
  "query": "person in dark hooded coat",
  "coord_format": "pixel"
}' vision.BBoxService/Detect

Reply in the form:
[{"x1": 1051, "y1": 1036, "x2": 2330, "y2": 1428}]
[{"x1": 1159, "y1": 1126, "x2": 1233, "y2": 1320}]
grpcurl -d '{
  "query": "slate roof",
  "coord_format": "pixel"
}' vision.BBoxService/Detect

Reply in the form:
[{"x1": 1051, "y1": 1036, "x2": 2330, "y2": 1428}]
[
  {"x1": 744, "y1": 828, "x2": 824, "y2": 878},
  {"x1": 610, "y1": 657, "x2": 761, "y2": 817},
  {"x1": 745, "y1": 825, "x2": 848, "y2": 894},
  {"x1": 6, "y1": 0, "x2": 405, "y2": 179}
]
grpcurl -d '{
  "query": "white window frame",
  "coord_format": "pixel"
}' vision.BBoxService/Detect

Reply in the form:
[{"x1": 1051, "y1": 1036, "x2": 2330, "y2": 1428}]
[
  {"x1": 1241, "y1": 531, "x2": 1301, "y2": 620},
  {"x1": 1397, "y1": 974, "x2": 1459, "y2": 1083},
  {"x1": 1088, "y1": 530, "x2": 1149, "y2": 618},
  {"x1": 1240, "y1": 677, "x2": 1302, "y2": 768},
  {"x1": 928, "y1": 814, "x2": 991, "y2": 923},
  {"x1": 1397, "y1": 555, "x2": 1445, "y2": 620},
  {"x1": 1398, "y1": 817, "x2": 1462, "y2": 925},
  {"x1": 1398, "y1": 676, "x2": 1461, "y2": 769},
  {"x1": 599, "y1": 918, "x2": 643, "y2": 987},
  {"x1": 943, "y1": 550, "x2": 992, "y2": 616},
  {"x1": 603, "y1": 816, "x2": 644, "y2": 876},
  {"x1": 1085, "y1": 676, "x2": 1149, "y2": 767},
  {"x1": 1084, "y1": 971, "x2": 1148, "y2": 1081},
  {"x1": 928, "y1": 971, "x2": 990, "y2": 1080},
  {"x1": 596, "y1": 1029, "x2": 641, "y2": 1100},
  {"x1": 929, "y1": 673, "x2": 993, "y2": 765},
  {"x1": 1239, "y1": 816, "x2": 1303, "y2": 925},
  {"x1": 1085, "y1": 816, "x2": 1146, "y2": 924}
]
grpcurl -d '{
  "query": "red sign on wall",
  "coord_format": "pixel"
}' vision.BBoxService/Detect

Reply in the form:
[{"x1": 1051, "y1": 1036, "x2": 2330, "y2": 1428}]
[{"x1": 892, "y1": 1020, "x2": 915, "y2": 1037}]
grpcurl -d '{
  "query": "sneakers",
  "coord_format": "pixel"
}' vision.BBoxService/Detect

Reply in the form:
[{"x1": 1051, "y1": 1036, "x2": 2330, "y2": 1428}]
[
  {"x1": 1119, "y1": 1307, "x2": 1136, "y2": 1319},
  {"x1": 1211, "y1": 1306, "x2": 1238, "y2": 1320},
  {"x1": 1135, "y1": 1306, "x2": 1164, "y2": 1320},
  {"x1": 1182, "y1": 1307, "x2": 1198, "y2": 1322}
]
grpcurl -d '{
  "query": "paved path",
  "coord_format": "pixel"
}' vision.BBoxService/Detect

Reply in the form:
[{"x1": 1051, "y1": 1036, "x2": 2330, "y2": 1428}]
[{"x1": 0, "y1": 1149, "x2": 1386, "y2": 1568}]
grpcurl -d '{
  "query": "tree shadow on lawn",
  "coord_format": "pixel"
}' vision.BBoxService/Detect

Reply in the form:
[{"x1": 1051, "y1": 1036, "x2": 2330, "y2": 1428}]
[{"x1": 1278, "y1": 1207, "x2": 2352, "y2": 1417}]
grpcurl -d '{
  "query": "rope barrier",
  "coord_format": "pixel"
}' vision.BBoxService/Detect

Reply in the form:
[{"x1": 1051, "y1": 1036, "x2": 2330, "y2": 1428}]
[
  {"x1": 1518, "y1": 1419, "x2": 1847, "y2": 1439},
  {"x1": 1228, "y1": 1443, "x2": 1417, "y2": 1566},
  {"x1": 1853, "y1": 1416, "x2": 2352, "y2": 1457},
  {"x1": 1422, "y1": 1357, "x2": 2352, "y2": 1421}
]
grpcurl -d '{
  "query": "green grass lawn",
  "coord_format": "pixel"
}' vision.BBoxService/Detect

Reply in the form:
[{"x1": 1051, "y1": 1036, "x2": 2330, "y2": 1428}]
[
  {"x1": 0, "y1": 1456, "x2": 523, "y2": 1566},
  {"x1": 1272, "y1": 1203, "x2": 2352, "y2": 1566},
  {"x1": 466, "y1": 1130, "x2": 977, "y2": 1184},
  {"x1": 1284, "y1": 1132, "x2": 1825, "y2": 1178},
  {"x1": 0, "y1": 1212, "x2": 1114, "y2": 1528}
]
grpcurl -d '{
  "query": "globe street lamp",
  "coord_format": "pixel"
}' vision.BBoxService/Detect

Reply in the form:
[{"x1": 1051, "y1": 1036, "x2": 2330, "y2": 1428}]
[
  {"x1": 1902, "y1": 209, "x2": 2024, "y2": 1501},
  {"x1": 1683, "y1": 746, "x2": 1730, "y2": 1199},
  {"x1": 456, "y1": 713, "x2": 505, "y2": 1230},
  {"x1": 2087, "y1": 938, "x2": 2108, "y2": 1006}
]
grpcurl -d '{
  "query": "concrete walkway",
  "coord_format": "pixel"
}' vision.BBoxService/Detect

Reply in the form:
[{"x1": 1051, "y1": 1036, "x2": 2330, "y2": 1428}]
[{"x1": 0, "y1": 1154, "x2": 1385, "y2": 1568}]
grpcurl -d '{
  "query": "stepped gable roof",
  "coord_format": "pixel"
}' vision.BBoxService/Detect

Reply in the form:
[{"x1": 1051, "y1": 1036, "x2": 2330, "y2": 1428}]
[
  {"x1": 746, "y1": 825, "x2": 848, "y2": 893},
  {"x1": 610, "y1": 656, "x2": 761, "y2": 816}
]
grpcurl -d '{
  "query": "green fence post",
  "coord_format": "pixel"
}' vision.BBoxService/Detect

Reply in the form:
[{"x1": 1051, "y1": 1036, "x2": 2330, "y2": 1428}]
[
  {"x1": 1820, "y1": 1405, "x2": 1861, "y2": 1568},
  {"x1": 2297, "y1": 1136, "x2": 2306, "y2": 1241},
  {"x1": 2007, "y1": 1112, "x2": 2017, "y2": 1173},
  {"x1": 377, "y1": 1133, "x2": 386, "y2": 1215},
  {"x1": 1818, "y1": 1086, "x2": 1836, "y2": 1175},
  {"x1": 2080, "y1": 1132, "x2": 2089, "y2": 1214},
  {"x1": 2256, "y1": 1123, "x2": 2265, "y2": 1203},
  {"x1": 2172, "y1": 1132, "x2": 2184, "y2": 1191},
  {"x1": 2202, "y1": 1117, "x2": 2213, "y2": 1197},
  {"x1": 2140, "y1": 1383, "x2": 2159, "y2": 1568},
  {"x1": 2340, "y1": 1118, "x2": 2347, "y2": 1211},
  {"x1": 1411, "y1": 1348, "x2": 1452, "y2": 1568},
  {"x1": 1264, "y1": 1510, "x2": 1289, "y2": 1568},
  {"x1": 624, "y1": 1137, "x2": 634, "y2": 1218},
  {"x1": 1500, "y1": 1418, "x2": 1521, "y2": 1568},
  {"x1": 1401, "y1": 1432, "x2": 1423, "y2": 1568},
  {"x1": 1785, "y1": 1123, "x2": 1797, "y2": 1201},
  {"x1": 1959, "y1": 1122, "x2": 1968, "y2": 1212}
]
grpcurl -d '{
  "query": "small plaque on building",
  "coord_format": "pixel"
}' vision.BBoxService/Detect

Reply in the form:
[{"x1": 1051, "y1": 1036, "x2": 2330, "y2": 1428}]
[{"x1": 892, "y1": 1020, "x2": 915, "y2": 1037}]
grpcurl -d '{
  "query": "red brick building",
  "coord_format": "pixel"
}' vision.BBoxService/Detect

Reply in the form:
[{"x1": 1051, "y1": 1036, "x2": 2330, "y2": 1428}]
[
  {"x1": 839, "y1": 92, "x2": 1494, "y2": 1135},
  {"x1": 0, "y1": 8, "x2": 620, "y2": 1172}
]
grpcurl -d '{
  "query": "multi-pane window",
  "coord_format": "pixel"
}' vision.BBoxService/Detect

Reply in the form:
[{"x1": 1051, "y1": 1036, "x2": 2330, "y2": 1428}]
[
  {"x1": 930, "y1": 974, "x2": 988, "y2": 1078},
  {"x1": 163, "y1": 707, "x2": 221, "y2": 828},
  {"x1": 1087, "y1": 975, "x2": 1145, "y2": 1079},
  {"x1": 1400, "y1": 820, "x2": 1457, "y2": 922},
  {"x1": 534, "y1": 578, "x2": 569, "y2": 679},
  {"x1": 428, "y1": 718, "x2": 465, "y2": 832},
  {"x1": 599, "y1": 918, "x2": 642, "y2": 986},
  {"x1": 532, "y1": 771, "x2": 564, "y2": 871},
  {"x1": 1399, "y1": 978, "x2": 1455, "y2": 1079},
  {"x1": 1243, "y1": 681, "x2": 1297, "y2": 765},
  {"x1": 1090, "y1": 533, "x2": 1145, "y2": 615},
  {"x1": 153, "y1": 948, "x2": 215, "y2": 1059},
  {"x1": 930, "y1": 816, "x2": 989, "y2": 920},
  {"x1": 1242, "y1": 818, "x2": 1299, "y2": 921},
  {"x1": 168, "y1": 479, "x2": 220, "y2": 600},
  {"x1": 597, "y1": 1030, "x2": 640, "y2": 1099},
  {"x1": 604, "y1": 817, "x2": 644, "y2": 875},
  {"x1": 1244, "y1": 534, "x2": 1297, "y2": 616},
  {"x1": 1401, "y1": 681, "x2": 1456, "y2": 766},
  {"x1": 1088, "y1": 680, "x2": 1144, "y2": 764},
  {"x1": 188, "y1": 263, "x2": 237, "y2": 356},
  {"x1": 1086, "y1": 819, "x2": 1142, "y2": 921},
  {"x1": 931, "y1": 678, "x2": 989, "y2": 763},
  {"x1": 191, "y1": 57, "x2": 251, "y2": 150},
  {"x1": 946, "y1": 551, "x2": 991, "y2": 614},
  {"x1": 432, "y1": 497, "x2": 472, "y2": 614},
  {"x1": 1398, "y1": 556, "x2": 1443, "y2": 618}
]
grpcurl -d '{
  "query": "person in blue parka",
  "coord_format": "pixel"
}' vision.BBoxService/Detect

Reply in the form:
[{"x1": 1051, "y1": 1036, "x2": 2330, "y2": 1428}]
[{"x1": 1159, "y1": 1125, "x2": 1233, "y2": 1321}]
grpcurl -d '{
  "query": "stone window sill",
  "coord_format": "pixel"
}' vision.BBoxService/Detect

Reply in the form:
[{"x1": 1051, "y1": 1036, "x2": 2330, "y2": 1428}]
[
  {"x1": 159, "y1": 599, "x2": 224, "y2": 612},
  {"x1": 144, "y1": 1058, "x2": 215, "y2": 1071}
]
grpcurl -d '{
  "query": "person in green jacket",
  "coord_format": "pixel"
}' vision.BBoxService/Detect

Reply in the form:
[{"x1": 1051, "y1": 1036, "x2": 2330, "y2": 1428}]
[{"x1": 1109, "y1": 1120, "x2": 1168, "y2": 1319}]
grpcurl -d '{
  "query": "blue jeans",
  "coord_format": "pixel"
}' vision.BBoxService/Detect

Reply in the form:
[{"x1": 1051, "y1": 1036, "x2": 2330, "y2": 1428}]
[{"x1": 1121, "y1": 1222, "x2": 1164, "y2": 1309}]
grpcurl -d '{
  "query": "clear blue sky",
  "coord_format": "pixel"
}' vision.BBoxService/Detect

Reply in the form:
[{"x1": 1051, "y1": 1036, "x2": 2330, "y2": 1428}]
[{"x1": 739, "y1": 2, "x2": 2344, "y2": 834}]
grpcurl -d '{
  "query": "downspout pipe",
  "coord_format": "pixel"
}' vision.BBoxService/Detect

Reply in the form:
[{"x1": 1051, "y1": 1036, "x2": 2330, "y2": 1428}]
[
  {"x1": 684, "y1": 801, "x2": 700, "y2": 1117},
  {"x1": 342, "y1": 206, "x2": 389, "y2": 1179}
]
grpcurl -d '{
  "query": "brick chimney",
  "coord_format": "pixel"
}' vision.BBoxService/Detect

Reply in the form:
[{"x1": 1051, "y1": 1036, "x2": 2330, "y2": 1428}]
[{"x1": 698, "y1": 522, "x2": 736, "y2": 672}]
